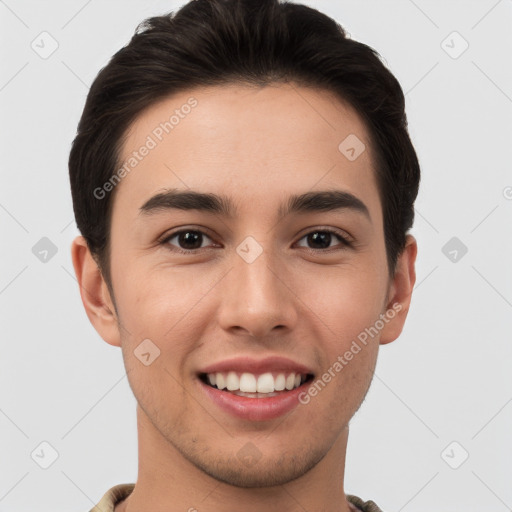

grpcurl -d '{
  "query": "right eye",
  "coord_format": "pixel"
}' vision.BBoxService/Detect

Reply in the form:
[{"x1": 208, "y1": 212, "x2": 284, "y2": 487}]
[{"x1": 160, "y1": 229, "x2": 217, "y2": 254}]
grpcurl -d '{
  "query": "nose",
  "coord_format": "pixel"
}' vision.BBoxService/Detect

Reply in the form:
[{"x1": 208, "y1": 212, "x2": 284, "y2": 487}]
[{"x1": 216, "y1": 245, "x2": 298, "y2": 339}]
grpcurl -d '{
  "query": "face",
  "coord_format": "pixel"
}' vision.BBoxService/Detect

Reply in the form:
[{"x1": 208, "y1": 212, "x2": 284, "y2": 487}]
[{"x1": 75, "y1": 82, "x2": 414, "y2": 487}]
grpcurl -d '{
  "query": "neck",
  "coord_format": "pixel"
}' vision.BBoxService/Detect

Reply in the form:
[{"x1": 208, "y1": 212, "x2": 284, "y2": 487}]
[{"x1": 118, "y1": 405, "x2": 353, "y2": 512}]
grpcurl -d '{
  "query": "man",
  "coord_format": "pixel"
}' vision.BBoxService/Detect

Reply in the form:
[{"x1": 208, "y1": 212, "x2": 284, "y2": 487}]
[{"x1": 69, "y1": 0, "x2": 419, "y2": 510}]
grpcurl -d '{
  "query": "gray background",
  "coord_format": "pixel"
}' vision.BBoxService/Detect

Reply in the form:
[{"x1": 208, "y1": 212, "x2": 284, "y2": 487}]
[{"x1": 1, "y1": 0, "x2": 511, "y2": 510}]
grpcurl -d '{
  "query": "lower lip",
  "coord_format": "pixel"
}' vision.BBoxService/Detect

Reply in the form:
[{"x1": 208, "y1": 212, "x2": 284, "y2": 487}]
[{"x1": 197, "y1": 377, "x2": 311, "y2": 421}]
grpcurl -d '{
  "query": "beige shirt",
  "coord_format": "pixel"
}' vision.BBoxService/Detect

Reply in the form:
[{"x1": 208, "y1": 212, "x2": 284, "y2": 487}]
[{"x1": 89, "y1": 483, "x2": 384, "y2": 512}]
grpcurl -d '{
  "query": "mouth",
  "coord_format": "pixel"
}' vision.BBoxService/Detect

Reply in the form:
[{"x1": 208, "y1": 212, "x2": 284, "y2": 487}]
[
  {"x1": 195, "y1": 355, "x2": 316, "y2": 420},
  {"x1": 198, "y1": 371, "x2": 315, "y2": 398}
]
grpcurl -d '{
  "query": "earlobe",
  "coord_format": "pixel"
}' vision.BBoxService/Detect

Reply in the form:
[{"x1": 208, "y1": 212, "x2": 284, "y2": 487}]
[
  {"x1": 379, "y1": 234, "x2": 417, "y2": 345},
  {"x1": 70, "y1": 236, "x2": 122, "y2": 347}
]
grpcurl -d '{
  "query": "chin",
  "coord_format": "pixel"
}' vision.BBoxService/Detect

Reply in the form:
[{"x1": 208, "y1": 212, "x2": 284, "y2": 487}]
[{"x1": 185, "y1": 446, "x2": 325, "y2": 489}]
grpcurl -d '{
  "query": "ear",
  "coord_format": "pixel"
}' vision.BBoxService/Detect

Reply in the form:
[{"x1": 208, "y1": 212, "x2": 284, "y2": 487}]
[
  {"x1": 379, "y1": 234, "x2": 417, "y2": 345},
  {"x1": 70, "y1": 235, "x2": 121, "y2": 347}
]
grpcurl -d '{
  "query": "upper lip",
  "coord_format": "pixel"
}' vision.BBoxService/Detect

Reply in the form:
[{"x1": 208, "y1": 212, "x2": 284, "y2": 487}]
[{"x1": 197, "y1": 356, "x2": 314, "y2": 376}]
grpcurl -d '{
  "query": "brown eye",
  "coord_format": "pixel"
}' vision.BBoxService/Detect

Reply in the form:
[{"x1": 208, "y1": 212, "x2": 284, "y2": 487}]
[
  {"x1": 296, "y1": 229, "x2": 352, "y2": 250},
  {"x1": 162, "y1": 230, "x2": 214, "y2": 252}
]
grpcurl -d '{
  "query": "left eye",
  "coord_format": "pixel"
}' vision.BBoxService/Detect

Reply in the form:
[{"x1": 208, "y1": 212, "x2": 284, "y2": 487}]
[{"x1": 295, "y1": 230, "x2": 351, "y2": 250}]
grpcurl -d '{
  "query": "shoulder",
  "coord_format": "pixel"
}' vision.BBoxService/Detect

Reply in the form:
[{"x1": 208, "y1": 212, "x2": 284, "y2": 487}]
[
  {"x1": 346, "y1": 494, "x2": 385, "y2": 512},
  {"x1": 88, "y1": 483, "x2": 135, "y2": 512}
]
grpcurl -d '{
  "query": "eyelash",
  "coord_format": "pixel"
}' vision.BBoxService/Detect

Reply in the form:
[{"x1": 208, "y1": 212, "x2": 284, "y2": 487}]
[{"x1": 159, "y1": 227, "x2": 353, "y2": 255}]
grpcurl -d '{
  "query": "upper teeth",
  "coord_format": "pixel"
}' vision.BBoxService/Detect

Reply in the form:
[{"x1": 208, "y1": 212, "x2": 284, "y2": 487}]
[{"x1": 207, "y1": 372, "x2": 305, "y2": 393}]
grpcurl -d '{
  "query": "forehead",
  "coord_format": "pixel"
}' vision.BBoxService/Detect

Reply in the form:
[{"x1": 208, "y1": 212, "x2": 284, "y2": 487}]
[{"x1": 113, "y1": 82, "x2": 380, "y2": 218}]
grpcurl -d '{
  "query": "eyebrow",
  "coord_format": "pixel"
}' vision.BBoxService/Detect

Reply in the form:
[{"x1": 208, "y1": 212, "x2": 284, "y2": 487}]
[{"x1": 139, "y1": 188, "x2": 370, "y2": 221}]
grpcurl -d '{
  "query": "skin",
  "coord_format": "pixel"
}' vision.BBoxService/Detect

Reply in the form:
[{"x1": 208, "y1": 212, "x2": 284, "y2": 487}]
[{"x1": 71, "y1": 82, "x2": 417, "y2": 512}]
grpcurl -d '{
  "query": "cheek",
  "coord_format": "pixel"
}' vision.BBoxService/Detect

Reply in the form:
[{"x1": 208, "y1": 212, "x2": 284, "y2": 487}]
[
  {"x1": 113, "y1": 263, "x2": 224, "y2": 393},
  {"x1": 115, "y1": 266, "x2": 204, "y2": 411},
  {"x1": 114, "y1": 261, "x2": 217, "y2": 333},
  {"x1": 291, "y1": 264, "x2": 385, "y2": 397},
  {"x1": 292, "y1": 263, "x2": 387, "y2": 334}
]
